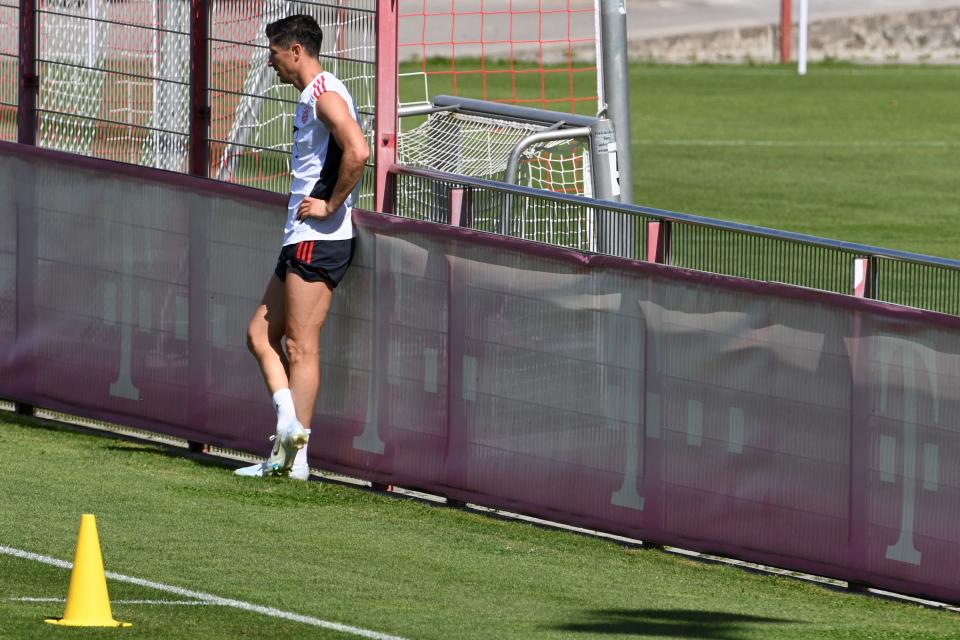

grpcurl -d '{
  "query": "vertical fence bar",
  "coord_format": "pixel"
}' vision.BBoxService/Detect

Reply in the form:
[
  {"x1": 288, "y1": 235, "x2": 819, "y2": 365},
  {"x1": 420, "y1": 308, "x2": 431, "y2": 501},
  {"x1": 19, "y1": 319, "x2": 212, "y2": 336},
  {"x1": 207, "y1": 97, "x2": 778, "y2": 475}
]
[
  {"x1": 14, "y1": 140, "x2": 37, "y2": 416},
  {"x1": 15, "y1": 0, "x2": 38, "y2": 413},
  {"x1": 444, "y1": 247, "x2": 468, "y2": 503},
  {"x1": 852, "y1": 256, "x2": 872, "y2": 298},
  {"x1": 17, "y1": 0, "x2": 36, "y2": 145},
  {"x1": 374, "y1": 0, "x2": 398, "y2": 213},
  {"x1": 449, "y1": 188, "x2": 465, "y2": 227},
  {"x1": 639, "y1": 215, "x2": 667, "y2": 532},
  {"x1": 187, "y1": 0, "x2": 210, "y2": 447},
  {"x1": 645, "y1": 220, "x2": 671, "y2": 264},
  {"x1": 848, "y1": 255, "x2": 873, "y2": 588},
  {"x1": 189, "y1": 0, "x2": 209, "y2": 177}
]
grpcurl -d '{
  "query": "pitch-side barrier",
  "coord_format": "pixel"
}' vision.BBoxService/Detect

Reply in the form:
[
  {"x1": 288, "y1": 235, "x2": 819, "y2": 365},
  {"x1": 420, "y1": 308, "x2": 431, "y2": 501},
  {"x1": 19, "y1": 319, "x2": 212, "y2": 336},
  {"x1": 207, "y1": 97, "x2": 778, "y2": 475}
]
[
  {"x1": 392, "y1": 165, "x2": 960, "y2": 316},
  {"x1": 1, "y1": 142, "x2": 959, "y2": 605}
]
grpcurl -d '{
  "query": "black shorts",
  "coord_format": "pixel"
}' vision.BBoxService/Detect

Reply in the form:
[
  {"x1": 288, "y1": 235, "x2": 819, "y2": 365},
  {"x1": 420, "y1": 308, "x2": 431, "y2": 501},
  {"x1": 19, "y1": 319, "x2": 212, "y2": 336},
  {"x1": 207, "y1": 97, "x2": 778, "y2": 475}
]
[{"x1": 274, "y1": 238, "x2": 356, "y2": 288}]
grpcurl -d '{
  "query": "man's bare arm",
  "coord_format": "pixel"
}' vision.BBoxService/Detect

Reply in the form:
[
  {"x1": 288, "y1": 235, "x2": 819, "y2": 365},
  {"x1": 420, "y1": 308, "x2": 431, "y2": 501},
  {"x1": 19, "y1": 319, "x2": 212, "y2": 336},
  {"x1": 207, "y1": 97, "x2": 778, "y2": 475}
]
[{"x1": 297, "y1": 92, "x2": 370, "y2": 221}]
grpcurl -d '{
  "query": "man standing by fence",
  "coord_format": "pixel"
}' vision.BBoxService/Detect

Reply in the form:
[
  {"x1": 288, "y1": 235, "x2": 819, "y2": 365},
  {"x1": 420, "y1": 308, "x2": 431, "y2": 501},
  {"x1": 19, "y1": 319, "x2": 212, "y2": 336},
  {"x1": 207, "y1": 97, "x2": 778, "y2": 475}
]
[{"x1": 235, "y1": 14, "x2": 369, "y2": 480}]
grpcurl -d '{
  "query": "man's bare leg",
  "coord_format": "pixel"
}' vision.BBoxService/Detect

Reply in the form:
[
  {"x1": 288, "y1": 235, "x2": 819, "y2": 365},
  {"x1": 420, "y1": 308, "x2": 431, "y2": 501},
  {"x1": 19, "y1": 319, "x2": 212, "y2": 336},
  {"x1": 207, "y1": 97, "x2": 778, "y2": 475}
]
[
  {"x1": 247, "y1": 274, "x2": 290, "y2": 394},
  {"x1": 283, "y1": 272, "x2": 334, "y2": 428},
  {"x1": 237, "y1": 274, "x2": 305, "y2": 477}
]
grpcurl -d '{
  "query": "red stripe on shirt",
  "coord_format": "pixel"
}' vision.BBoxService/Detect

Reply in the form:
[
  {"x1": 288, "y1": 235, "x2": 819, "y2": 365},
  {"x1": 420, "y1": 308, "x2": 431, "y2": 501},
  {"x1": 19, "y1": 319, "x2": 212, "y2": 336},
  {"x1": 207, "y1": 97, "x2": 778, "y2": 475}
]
[{"x1": 312, "y1": 75, "x2": 327, "y2": 99}]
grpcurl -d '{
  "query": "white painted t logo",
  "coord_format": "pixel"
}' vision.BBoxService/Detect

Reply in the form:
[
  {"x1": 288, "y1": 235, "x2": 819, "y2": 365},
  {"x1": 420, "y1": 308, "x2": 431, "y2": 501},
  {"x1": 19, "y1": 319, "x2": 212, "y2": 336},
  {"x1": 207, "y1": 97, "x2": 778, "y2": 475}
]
[{"x1": 876, "y1": 337, "x2": 940, "y2": 567}]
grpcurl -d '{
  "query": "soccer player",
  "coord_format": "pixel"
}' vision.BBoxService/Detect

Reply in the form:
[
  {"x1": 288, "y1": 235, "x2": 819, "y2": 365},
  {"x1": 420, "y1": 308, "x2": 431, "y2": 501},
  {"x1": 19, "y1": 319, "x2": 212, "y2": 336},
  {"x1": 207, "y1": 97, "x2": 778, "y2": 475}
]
[{"x1": 235, "y1": 14, "x2": 369, "y2": 480}]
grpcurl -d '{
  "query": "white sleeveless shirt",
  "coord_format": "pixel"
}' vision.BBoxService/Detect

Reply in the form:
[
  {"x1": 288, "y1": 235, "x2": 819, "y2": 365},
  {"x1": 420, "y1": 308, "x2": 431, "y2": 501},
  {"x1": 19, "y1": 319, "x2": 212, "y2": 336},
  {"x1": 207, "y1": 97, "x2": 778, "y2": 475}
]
[{"x1": 283, "y1": 71, "x2": 361, "y2": 246}]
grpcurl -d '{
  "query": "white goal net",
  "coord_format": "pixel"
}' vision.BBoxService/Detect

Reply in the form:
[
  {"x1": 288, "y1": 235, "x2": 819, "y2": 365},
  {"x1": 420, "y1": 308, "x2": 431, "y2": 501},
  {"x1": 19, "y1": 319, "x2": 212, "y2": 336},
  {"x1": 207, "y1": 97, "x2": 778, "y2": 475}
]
[{"x1": 396, "y1": 101, "x2": 602, "y2": 251}]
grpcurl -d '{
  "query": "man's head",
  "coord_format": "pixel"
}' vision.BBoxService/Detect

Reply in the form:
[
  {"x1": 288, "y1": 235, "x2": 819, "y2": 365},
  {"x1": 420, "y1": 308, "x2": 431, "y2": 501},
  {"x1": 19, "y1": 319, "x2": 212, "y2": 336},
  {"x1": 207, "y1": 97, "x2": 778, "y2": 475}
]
[{"x1": 265, "y1": 15, "x2": 324, "y2": 85}]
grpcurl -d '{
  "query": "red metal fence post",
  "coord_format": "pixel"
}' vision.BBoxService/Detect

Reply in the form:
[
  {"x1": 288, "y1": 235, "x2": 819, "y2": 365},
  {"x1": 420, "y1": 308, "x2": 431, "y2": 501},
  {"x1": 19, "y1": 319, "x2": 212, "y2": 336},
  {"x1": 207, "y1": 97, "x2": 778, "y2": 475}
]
[
  {"x1": 15, "y1": 0, "x2": 38, "y2": 415},
  {"x1": 189, "y1": 0, "x2": 210, "y2": 177},
  {"x1": 780, "y1": 0, "x2": 793, "y2": 63},
  {"x1": 186, "y1": 0, "x2": 211, "y2": 449},
  {"x1": 646, "y1": 220, "x2": 671, "y2": 264},
  {"x1": 848, "y1": 255, "x2": 874, "y2": 589},
  {"x1": 17, "y1": 0, "x2": 37, "y2": 145},
  {"x1": 374, "y1": 0, "x2": 398, "y2": 213}
]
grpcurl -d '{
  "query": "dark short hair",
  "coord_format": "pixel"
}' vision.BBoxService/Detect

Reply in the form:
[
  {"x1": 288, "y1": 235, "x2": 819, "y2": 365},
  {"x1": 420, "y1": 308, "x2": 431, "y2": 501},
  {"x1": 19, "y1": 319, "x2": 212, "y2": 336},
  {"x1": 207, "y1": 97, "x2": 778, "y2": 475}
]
[{"x1": 266, "y1": 14, "x2": 323, "y2": 58}]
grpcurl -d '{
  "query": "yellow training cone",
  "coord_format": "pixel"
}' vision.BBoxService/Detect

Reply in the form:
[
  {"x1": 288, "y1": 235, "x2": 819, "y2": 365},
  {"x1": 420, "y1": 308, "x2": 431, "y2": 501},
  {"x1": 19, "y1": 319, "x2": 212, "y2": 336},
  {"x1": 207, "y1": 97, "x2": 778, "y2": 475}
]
[{"x1": 45, "y1": 514, "x2": 132, "y2": 628}]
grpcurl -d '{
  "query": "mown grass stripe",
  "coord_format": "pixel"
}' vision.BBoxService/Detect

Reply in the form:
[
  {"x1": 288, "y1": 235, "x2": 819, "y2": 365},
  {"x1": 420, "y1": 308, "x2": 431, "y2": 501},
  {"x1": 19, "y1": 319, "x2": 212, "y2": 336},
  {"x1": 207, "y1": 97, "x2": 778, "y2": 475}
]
[
  {"x1": 0, "y1": 545, "x2": 409, "y2": 640},
  {"x1": 10, "y1": 597, "x2": 212, "y2": 606}
]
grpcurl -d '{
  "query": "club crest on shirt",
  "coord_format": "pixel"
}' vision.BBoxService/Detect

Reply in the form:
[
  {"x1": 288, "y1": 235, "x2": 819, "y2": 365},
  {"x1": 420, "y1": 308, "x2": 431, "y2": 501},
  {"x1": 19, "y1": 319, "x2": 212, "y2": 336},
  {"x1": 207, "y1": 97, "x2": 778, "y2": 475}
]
[{"x1": 300, "y1": 107, "x2": 309, "y2": 125}]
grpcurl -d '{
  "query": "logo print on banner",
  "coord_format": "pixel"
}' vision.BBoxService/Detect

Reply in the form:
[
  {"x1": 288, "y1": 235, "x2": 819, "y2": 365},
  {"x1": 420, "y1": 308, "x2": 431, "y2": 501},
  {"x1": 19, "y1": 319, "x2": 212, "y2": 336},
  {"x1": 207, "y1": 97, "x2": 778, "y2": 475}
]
[
  {"x1": 876, "y1": 336, "x2": 941, "y2": 567},
  {"x1": 107, "y1": 220, "x2": 142, "y2": 401}
]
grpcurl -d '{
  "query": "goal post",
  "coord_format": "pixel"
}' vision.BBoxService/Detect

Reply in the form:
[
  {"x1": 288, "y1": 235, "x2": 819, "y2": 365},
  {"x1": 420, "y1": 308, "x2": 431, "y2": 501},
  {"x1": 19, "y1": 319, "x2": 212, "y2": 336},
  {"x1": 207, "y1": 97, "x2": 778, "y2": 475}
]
[
  {"x1": 395, "y1": 93, "x2": 631, "y2": 254},
  {"x1": 413, "y1": 95, "x2": 619, "y2": 200}
]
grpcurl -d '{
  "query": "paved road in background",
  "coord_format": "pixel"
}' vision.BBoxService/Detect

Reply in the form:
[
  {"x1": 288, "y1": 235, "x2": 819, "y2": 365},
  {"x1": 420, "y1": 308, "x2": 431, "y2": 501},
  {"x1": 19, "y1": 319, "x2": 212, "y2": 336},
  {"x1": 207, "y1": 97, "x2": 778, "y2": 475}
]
[
  {"x1": 626, "y1": 0, "x2": 960, "y2": 38},
  {"x1": 397, "y1": 0, "x2": 958, "y2": 60}
]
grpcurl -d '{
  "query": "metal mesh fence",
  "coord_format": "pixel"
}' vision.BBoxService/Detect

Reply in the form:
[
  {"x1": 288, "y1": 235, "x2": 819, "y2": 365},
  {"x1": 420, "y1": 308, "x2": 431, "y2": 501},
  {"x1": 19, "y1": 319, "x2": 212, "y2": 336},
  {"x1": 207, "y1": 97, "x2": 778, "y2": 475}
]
[
  {"x1": 209, "y1": 0, "x2": 376, "y2": 205},
  {"x1": 874, "y1": 258, "x2": 960, "y2": 317},
  {"x1": 35, "y1": 0, "x2": 191, "y2": 168},
  {"x1": 670, "y1": 224, "x2": 857, "y2": 295},
  {"x1": 396, "y1": 168, "x2": 648, "y2": 257},
  {"x1": 0, "y1": 0, "x2": 17, "y2": 141},
  {"x1": 19, "y1": 0, "x2": 375, "y2": 195},
  {"x1": 393, "y1": 167, "x2": 960, "y2": 317}
]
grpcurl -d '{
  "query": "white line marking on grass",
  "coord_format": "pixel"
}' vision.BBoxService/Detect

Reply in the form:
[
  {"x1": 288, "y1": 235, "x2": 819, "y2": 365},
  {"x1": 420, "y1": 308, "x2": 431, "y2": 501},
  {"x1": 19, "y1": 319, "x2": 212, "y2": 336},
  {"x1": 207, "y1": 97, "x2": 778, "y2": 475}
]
[
  {"x1": 0, "y1": 545, "x2": 409, "y2": 640},
  {"x1": 10, "y1": 597, "x2": 211, "y2": 606},
  {"x1": 639, "y1": 139, "x2": 958, "y2": 149}
]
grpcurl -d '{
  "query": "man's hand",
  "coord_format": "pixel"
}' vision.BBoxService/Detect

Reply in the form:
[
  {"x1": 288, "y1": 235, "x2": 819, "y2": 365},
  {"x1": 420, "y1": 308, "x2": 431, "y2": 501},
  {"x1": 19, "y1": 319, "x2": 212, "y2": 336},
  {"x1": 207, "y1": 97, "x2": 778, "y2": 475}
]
[{"x1": 297, "y1": 196, "x2": 334, "y2": 221}]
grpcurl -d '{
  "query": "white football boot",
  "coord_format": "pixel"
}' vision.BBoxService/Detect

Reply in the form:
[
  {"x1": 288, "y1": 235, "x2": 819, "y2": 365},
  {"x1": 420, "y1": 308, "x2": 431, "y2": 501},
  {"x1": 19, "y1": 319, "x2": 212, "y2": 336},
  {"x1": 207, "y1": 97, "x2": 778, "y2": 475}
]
[
  {"x1": 233, "y1": 461, "x2": 273, "y2": 478},
  {"x1": 233, "y1": 460, "x2": 310, "y2": 480},
  {"x1": 287, "y1": 446, "x2": 310, "y2": 480},
  {"x1": 233, "y1": 459, "x2": 310, "y2": 479},
  {"x1": 288, "y1": 462, "x2": 310, "y2": 481},
  {"x1": 234, "y1": 422, "x2": 310, "y2": 478},
  {"x1": 264, "y1": 421, "x2": 310, "y2": 475}
]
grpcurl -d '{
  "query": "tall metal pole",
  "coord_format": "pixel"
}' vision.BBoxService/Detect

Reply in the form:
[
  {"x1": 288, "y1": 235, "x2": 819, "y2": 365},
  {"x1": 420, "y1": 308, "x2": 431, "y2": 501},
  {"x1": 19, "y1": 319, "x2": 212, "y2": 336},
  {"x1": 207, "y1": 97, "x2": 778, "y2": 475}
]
[
  {"x1": 598, "y1": 0, "x2": 632, "y2": 205},
  {"x1": 798, "y1": 0, "x2": 809, "y2": 75}
]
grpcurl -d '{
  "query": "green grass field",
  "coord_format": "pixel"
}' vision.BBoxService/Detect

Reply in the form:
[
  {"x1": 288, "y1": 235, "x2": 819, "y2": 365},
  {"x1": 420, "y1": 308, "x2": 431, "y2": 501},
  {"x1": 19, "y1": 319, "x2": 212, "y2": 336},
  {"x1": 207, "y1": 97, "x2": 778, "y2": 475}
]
[
  {"x1": 628, "y1": 64, "x2": 960, "y2": 259},
  {"x1": 1, "y1": 412, "x2": 958, "y2": 639}
]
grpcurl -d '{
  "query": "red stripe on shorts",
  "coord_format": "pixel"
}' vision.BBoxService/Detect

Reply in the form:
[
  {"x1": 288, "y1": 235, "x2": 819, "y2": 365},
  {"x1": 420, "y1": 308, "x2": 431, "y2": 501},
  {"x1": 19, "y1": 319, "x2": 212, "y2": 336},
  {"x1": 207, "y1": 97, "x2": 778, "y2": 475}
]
[
  {"x1": 296, "y1": 242, "x2": 305, "y2": 262},
  {"x1": 306, "y1": 241, "x2": 315, "y2": 264}
]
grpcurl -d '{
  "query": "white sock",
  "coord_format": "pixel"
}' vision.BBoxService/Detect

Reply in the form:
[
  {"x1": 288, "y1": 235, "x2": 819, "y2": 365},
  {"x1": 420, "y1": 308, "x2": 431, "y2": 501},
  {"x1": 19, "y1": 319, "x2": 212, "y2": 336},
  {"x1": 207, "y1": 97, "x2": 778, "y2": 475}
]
[
  {"x1": 293, "y1": 446, "x2": 309, "y2": 468},
  {"x1": 272, "y1": 389, "x2": 296, "y2": 430}
]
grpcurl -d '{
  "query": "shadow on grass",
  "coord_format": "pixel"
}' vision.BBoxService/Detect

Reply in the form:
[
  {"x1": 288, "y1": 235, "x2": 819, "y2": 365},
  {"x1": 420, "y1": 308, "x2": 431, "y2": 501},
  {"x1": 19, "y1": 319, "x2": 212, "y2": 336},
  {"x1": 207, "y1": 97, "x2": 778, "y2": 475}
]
[
  {"x1": 553, "y1": 608, "x2": 796, "y2": 638},
  {"x1": 103, "y1": 442, "x2": 242, "y2": 471},
  {"x1": 3, "y1": 409, "x2": 256, "y2": 474}
]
